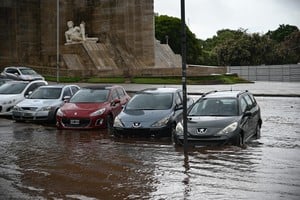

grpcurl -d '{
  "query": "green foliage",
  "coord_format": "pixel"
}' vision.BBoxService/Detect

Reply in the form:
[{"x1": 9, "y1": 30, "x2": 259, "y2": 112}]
[
  {"x1": 155, "y1": 15, "x2": 299, "y2": 65},
  {"x1": 155, "y1": 15, "x2": 203, "y2": 64},
  {"x1": 267, "y1": 24, "x2": 299, "y2": 42}
]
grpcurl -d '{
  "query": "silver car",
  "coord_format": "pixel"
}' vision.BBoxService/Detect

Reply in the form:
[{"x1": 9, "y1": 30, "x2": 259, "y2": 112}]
[
  {"x1": 1, "y1": 66, "x2": 45, "y2": 81},
  {"x1": 12, "y1": 84, "x2": 80, "y2": 122}
]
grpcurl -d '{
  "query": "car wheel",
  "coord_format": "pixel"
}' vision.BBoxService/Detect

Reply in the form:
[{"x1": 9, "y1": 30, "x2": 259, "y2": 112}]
[{"x1": 254, "y1": 124, "x2": 261, "y2": 139}]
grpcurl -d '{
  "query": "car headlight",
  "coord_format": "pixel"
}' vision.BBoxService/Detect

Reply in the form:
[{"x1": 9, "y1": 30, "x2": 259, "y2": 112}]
[
  {"x1": 56, "y1": 109, "x2": 64, "y2": 117},
  {"x1": 152, "y1": 116, "x2": 170, "y2": 127},
  {"x1": 175, "y1": 122, "x2": 184, "y2": 136},
  {"x1": 217, "y1": 122, "x2": 238, "y2": 135},
  {"x1": 2, "y1": 99, "x2": 17, "y2": 105},
  {"x1": 113, "y1": 116, "x2": 124, "y2": 128},
  {"x1": 40, "y1": 106, "x2": 52, "y2": 111},
  {"x1": 13, "y1": 106, "x2": 20, "y2": 111},
  {"x1": 90, "y1": 108, "x2": 106, "y2": 117}
]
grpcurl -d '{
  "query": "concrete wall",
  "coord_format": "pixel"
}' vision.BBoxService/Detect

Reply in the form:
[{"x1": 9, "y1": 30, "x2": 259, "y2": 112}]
[
  {"x1": 228, "y1": 64, "x2": 300, "y2": 82},
  {"x1": 0, "y1": 0, "x2": 155, "y2": 69}
]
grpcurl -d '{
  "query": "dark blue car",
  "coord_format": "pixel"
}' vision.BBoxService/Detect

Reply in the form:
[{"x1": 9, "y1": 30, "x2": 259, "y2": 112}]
[{"x1": 113, "y1": 88, "x2": 193, "y2": 137}]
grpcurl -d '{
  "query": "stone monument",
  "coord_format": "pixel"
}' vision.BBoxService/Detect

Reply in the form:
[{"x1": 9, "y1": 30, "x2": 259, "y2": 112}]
[{"x1": 65, "y1": 21, "x2": 98, "y2": 44}]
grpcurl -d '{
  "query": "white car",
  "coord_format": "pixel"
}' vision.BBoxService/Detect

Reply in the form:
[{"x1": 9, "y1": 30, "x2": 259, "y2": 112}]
[
  {"x1": 12, "y1": 84, "x2": 80, "y2": 122},
  {"x1": 0, "y1": 80, "x2": 48, "y2": 115},
  {"x1": 1, "y1": 66, "x2": 45, "y2": 81}
]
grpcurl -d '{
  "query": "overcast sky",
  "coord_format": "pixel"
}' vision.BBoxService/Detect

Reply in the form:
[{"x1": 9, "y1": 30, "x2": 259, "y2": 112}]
[{"x1": 154, "y1": 0, "x2": 300, "y2": 40}]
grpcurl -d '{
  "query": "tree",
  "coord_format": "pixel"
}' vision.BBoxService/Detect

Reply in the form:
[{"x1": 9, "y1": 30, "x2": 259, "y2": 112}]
[
  {"x1": 155, "y1": 15, "x2": 203, "y2": 64},
  {"x1": 267, "y1": 24, "x2": 299, "y2": 43}
]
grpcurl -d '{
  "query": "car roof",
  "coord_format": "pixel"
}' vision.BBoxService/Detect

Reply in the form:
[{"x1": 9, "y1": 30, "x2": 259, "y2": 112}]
[
  {"x1": 139, "y1": 87, "x2": 180, "y2": 94},
  {"x1": 203, "y1": 90, "x2": 250, "y2": 98},
  {"x1": 82, "y1": 85, "x2": 120, "y2": 90},
  {"x1": 38, "y1": 85, "x2": 73, "y2": 89},
  {"x1": 5, "y1": 66, "x2": 31, "y2": 70}
]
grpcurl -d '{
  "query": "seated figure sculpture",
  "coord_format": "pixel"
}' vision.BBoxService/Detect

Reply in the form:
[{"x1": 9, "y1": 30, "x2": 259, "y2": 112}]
[{"x1": 65, "y1": 21, "x2": 98, "y2": 44}]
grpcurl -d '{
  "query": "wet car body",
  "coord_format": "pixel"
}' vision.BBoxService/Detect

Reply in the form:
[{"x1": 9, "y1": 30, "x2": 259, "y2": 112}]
[
  {"x1": 56, "y1": 85, "x2": 130, "y2": 129},
  {"x1": 0, "y1": 80, "x2": 48, "y2": 115},
  {"x1": 113, "y1": 88, "x2": 194, "y2": 137},
  {"x1": 1, "y1": 66, "x2": 45, "y2": 81},
  {"x1": 174, "y1": 90, "x2": 262, "y2": 146},
  {"x1": 12, "y1": 84, "x2": 80, "y2": 122}
]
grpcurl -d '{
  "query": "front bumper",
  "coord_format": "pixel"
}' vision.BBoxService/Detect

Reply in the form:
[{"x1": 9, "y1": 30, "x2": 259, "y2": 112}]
[
  {"x1": 174, "y1": 134, "x2": 237, "y2": 147},
  {"x1": 113, "y1": 125, "x2": 172, "y2": 137},
  {"x1": 12, "y1": 110, "x2": 55, "y2": 121},
  {"x1": 56, "y1": 116, "x2": 107, "y2": 130}
]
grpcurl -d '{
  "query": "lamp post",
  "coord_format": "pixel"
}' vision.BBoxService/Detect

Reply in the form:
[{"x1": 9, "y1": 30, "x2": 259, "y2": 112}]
[
  {"x1": 180, "y1": 0, "x2": 188, "y2": 153},
  {"x1": 56, "y1": 0, "x2": 60, "y2": 83}
]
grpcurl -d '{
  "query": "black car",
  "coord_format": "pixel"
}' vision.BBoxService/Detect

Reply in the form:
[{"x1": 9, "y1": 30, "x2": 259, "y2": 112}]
[
  {"x1": 174, "y1": 90, "x2": 262, "y2": 147},
  {"x1": 113, "y1": 87, "x2": 193, "y2": 137}
]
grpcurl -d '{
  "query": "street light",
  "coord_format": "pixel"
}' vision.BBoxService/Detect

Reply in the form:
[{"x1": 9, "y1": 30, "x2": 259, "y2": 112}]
[
  {"x1": 56, "y1": 0, "x2": 60, "y2": 83},
  {"x1": 180, "y1": 0, "x2": 188, "y2": 153}
]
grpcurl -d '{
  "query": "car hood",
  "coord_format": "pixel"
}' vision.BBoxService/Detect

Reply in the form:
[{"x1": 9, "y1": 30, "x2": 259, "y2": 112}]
[
  {"x1": 119, "y1": 109, "x2": 172, "y2": 128},
  {"x1": 19, "y1": 74, "x2": 44, "y2": 81},
  {"x1": 187, "y1": 116, "x2": 240, "y2": 136},
  {"x1": 17, "y1": 99, "x2": 62, "y2": 108},
  {"x1": 0, "y1": 94, "x2": 23, "y2": 103},
  {"x1": 60, "y1": 102, "x2": 107, "y2": 116}
]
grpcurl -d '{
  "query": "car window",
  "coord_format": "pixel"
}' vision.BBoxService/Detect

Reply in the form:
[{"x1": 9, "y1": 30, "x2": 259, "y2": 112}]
[
  {"x1": 6, "y1": 68, "x2": 19, "y2": 74},
  {"x1": 111, "y1": 89, "x2": 119, "y2": 100},
  {"x1": 62, "y1": 87, "x2": 72, "y2": 98},
  {"x1": 240, "y1": 97, "x2": 248, "y2": 113},
  {"x1": 117, "y1": 88, "x2": 126, "y2": 98},
  {"x1": 71, "y1": 86, "x2": 79, "y2": 94},
  {"x1": 0, "y1": 82, "x2": 27, "y2": 94},
  {"x1": 24, "y1": 82, "x2": 46, "y2": 96},
  {"x1": 30, "y1": 87, "x2": 62, "y2": 99},
  {"x1": 19, "y1": 68, "x2": 38, "y2": 75},
  {"x1": 126, "y1": 93, "x2": 173, "y2": 110},
  {"x1": 189, "y1": 98, "x2": 238, "y2": 116},
  {"x1": 70, "y1": 89, "x2": 109, "y2": 103},
  {"x1": 243, "y1": 94, "x2": 253, "y2": 109},
  {"x1": 175, "y1": 92, "x2": 182, "y2": 105}
]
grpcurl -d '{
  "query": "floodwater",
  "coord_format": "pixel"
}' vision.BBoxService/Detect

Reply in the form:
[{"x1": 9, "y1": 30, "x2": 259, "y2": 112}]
[{"x1": 0, "y1": 97, "x2": 299, "y2": 200}]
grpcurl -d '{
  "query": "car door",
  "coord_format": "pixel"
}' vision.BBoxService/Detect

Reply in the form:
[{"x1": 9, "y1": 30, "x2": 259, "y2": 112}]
[
  {"x1": 241, "y1": 94, "x2": 257, "y2": 140},
  {"x1": 239, "y1": 95, "x2": 253, "y2": 140},
  {"x1": 117, "y1": 87, "x2": 130, "y2": 106},
  {"x1": 173, "y1": 91, "x2": 184, "y2": 123}
]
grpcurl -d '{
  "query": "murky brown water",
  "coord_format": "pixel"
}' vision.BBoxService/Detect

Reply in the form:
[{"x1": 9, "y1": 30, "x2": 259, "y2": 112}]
[{"x1": 0, "y1": 97, "x2": 299, "y2": 200}]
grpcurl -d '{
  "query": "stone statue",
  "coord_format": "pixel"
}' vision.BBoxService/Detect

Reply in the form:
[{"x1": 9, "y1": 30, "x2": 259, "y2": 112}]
[{"x1": 65, "y1": 20, "x2": 98, "y2": 44}]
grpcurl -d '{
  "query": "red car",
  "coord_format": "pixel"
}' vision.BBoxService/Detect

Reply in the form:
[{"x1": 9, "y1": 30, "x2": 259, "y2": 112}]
[{"x1": 56, "y1": 85, "x2": 130, "y2": 129}]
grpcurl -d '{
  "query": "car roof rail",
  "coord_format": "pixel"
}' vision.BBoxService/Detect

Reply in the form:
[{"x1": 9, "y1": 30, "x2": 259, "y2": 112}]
[{"x1": 202, "y1": 90, "x2": 218, "y2": 97}]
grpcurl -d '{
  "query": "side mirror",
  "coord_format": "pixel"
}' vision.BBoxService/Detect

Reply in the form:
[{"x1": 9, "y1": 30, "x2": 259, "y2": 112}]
[
  {"x1": 111, "y1": 99, "x2": 121, "y2": 106},
  {"x1": 243, "y1": 111, "x2": 252, "y2": 117},
  {"x1": 63, "y1": 96, "x2": 71, "y2": 102},
  {"x1": 175, "y1": 104, "x2": 183, "y2": 110}
]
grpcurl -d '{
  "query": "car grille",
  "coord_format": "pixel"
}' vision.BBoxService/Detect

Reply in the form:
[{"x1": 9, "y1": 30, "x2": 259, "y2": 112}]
[
  {"x1": 61, "y1": 118, "x2": 91, "y2": 128},
  {"x1": 21, "y1": 107, "x2": 38, "y2": 111}
]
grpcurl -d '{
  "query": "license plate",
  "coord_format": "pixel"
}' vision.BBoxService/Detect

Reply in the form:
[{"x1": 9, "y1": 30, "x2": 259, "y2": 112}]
[{"x1": 70, "y1": 119, "x2": 80, "y2": 125}]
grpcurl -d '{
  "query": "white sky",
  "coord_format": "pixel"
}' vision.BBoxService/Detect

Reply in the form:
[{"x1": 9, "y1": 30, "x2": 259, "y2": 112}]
[{"x1": 154, "y1": 0, "x2": 300, "y2": 40}]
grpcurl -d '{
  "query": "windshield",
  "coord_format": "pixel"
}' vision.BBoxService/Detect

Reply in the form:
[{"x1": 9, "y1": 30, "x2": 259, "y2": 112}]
[
  {"x1": 70, "y1": 89, "x2": 109, "y2": 103},
  {"x1": 29, "y1": 87, "x2": 62, "y2": 99},
  {"x1": 189, "y1": 98, "x2": 238, "y2": 116},
  {"x1": 0, "y1": 82, "x2": 27, "y2": 94},
  {"x1": 126, "y1": 93, "x2": 173, "y2": 110},
  {"x1": 19, "y1": 68, "x2": 38, "y2": 75}
]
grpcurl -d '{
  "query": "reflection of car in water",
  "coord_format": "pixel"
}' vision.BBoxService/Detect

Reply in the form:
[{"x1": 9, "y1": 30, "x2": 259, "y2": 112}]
[
  {"x1": 113, "y1": 88, "x2": 194, "y2": 137},
  {"x1": 56, "y1": 85, "x2": 131, "y2": 130},
  {"x1": 1, "y1": 66, "x2": 45, "y2": 81},
  {"x1": 12, "y1": 85, "x2": 80, "y2": 122},
  {"x1": 174, "y1": 90, "x2": 262, "y2": 147},
  {"x1": 0, "y1": 80, "x2": 48, "y2": 115}
]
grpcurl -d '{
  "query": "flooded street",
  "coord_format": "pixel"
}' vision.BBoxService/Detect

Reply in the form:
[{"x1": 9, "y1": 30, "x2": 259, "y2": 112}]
[{"x1": 0, "y1": 97, "x2": 299, "y2": 200}]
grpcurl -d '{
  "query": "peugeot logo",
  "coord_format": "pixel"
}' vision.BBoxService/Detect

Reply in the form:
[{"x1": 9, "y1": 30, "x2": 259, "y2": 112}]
[
  {"x1": 74, "y1": 112, "x2": 77, "y2": 116},
  {"x1": 132, "y1": 122, "x2": 141, "y2": 128},
  {"x1": 197, "y1": 128, "x2": 207, "y2": 134}
]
